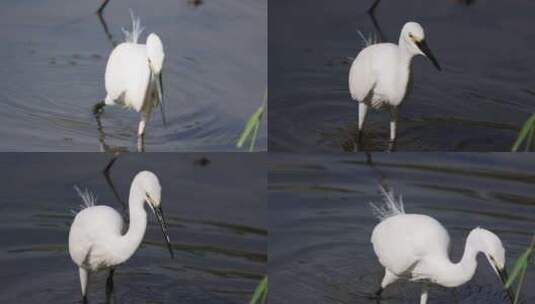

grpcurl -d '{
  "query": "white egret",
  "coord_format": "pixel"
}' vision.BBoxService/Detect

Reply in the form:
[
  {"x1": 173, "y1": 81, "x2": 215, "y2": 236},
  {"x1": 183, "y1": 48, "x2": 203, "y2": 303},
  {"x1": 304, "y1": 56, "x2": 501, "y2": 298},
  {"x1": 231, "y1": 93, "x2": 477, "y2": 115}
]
[
  {"x1": 349, "y1": 22, "x2": 441, "y2": 150},
  {"x1": 94, "y1": 10, "x2": 167, "y2": 152},
  {"x1": 369, "y1": 187, "x2": 514, "y2": 304},
  {"x1": 68, "y1": 171, "x2": 174, "y2": 302}
]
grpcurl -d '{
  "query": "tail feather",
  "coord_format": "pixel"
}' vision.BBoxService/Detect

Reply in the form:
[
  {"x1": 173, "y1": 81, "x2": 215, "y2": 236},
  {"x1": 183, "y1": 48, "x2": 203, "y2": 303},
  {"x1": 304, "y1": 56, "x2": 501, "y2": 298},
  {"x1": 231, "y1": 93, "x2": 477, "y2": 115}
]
[
  {"x1": 122, "y1": 9, "x2": 144, "y2": 43},
  {"x1": 356, "y1": 30, "x2": 378, "y2": 48},
  {"x1": 369, "y1": 185, "x2": 405, "y2": 221}
]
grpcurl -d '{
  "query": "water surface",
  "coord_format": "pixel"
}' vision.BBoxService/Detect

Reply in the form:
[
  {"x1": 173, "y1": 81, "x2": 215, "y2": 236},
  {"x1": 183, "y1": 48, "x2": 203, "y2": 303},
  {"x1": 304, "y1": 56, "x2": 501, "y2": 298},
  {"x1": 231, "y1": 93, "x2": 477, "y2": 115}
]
[
  {"x1": 269, "y1": 153, "x2": 535, "y2": 303},
  {"x1": 0, "y1": 0, "x2": 266, "y2": 151},
  {"x1": 269, "y1": 0, "x2": 535, "y2": 151},
  {"x1": 0, "y1": 153, "x2": 266, "y2": 303}
]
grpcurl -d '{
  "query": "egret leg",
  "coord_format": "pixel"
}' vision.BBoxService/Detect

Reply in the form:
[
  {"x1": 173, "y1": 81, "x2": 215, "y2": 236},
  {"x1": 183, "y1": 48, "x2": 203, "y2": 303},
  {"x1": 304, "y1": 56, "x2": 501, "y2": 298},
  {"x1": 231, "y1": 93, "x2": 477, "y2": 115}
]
[
  {"x1": 93, "y1": 101, "x2": 105, "y2": 117},
  {"x1": 453, "y1": 288, "x2": 460, "y2": 303},
  {"x1": 79, "y1": 267, "x2": 89, "y2": 301},
  {"x1": 370, "y1": 286, "x2": 383, "y2": 304},
  {"x1": 137, "y1": 116, "x2": 147, "y2": 152},
  {"x1": 374, "y1": 287, "x2": 383, "y2": 298},
  {"x1": 137, "y1": 135, "x2": 144, "y2": 152},
  {"x1": 372, "y1": 269, "x2": 398, "y2": 301},
  {"x1": 356, "y1": 102, "x2": 369, "y2": 150},
  {"x1": 420, "y1": 285, "x2": 429, "y2": 304},
  {"x1": 106, "y1": 268, "x2": 115, "y2": 295},
  {"x1": 381, "y1": 269, "x2": 399, "y2": 290},
  {"x1": 96, "y1": 0, "x2": 110, "y2": 14},
  {"x1": 358, "y1": 103, "x2": 369, "y2": 134},
  {"x1": 138, "y1": 115, "x2": 148, "y2": 137},
  {"x1": 388, "y1": 107, "x2": 398, "y2": 152}
]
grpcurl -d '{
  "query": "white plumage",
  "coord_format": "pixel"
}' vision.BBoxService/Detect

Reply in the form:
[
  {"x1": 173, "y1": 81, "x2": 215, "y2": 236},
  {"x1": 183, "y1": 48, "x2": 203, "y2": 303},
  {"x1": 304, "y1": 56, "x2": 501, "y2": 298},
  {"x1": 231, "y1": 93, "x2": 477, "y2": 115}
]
[
  {"x1": 105, "y1": 43, "x2": 154, "y2": 112},
  {"x1": 369, "y1": 186, "x2": 513, "y2": 304},
  {"x1": 68, "y1": 171, "x2": 174, "y2": 301},
  {"x1": 95, "y1": 10, "x2": 166, "y2": 151},
  {"x1": 349, "y1": 22, "x2": 441, "y2": 148},
  {"x1": 69, "y1": 205, "x2": 126, "y2": 270}
]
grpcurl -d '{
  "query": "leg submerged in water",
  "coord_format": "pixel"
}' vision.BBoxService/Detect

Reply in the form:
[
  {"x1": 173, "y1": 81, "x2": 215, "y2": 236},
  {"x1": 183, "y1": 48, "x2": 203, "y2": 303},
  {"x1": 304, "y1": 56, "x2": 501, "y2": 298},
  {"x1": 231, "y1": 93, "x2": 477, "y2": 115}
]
[
  {"x1": 137, "y1": 114, "x2": 149, "y2": 152},
  {"x1": 420, "y1": 284, "x2": 429, "y2": 304},
  {"x1": 106, "y1": 268, "x2": 115, "y2": 295},
  {"x1": 93, "y1": 101, "x2": 106, "y2": 117}
]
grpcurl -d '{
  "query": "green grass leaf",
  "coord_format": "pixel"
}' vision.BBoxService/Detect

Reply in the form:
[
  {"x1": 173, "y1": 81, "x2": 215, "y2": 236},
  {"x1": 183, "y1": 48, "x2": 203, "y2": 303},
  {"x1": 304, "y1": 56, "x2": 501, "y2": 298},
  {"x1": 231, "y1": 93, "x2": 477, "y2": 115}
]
[
  {"x1": 505, "y1": 248, "x2": 532, "y2": 288},
  {"x1": 512, "y1": 114, "x2": 535, "y2": 151},
  {"x1": 237, "y1": 92, "x2": 267, "y2": 152},
  {"x1": 505, "y1": 235, "x2": 535, "y2": 304},
  {"x1": 250, "y1": 276, "x2": 268, "y2": 304}
]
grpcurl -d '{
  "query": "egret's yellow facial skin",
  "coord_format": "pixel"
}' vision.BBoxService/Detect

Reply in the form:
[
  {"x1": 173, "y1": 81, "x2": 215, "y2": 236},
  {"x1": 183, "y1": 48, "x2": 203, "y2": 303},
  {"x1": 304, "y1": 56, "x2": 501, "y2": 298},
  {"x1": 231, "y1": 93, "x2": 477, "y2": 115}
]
[
  {"x1": 401, "y1": 22, "x2": 426, "y2": 56},
  {"x1": 408, "y1": 33, "x2": 422, "y2": 43},
  {"x1": 135, "y1": 170, "x2": 162, "y2": 208}
]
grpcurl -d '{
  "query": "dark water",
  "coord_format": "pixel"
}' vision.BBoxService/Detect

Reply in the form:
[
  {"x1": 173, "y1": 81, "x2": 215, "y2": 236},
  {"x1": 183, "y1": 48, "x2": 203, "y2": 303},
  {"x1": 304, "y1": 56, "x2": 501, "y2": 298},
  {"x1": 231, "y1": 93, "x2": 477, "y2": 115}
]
[
  {"x1": 0, "y1": 153, "x2": 266, "y2": 303},
  {"x1": 269, "y1": 0, "x2": 535, "y2": 151},
  {"x1": 269, "y1": 153, "x2": 535, "y2": 303},
  {"x1": 0, "y1": 0, "x2": 266, "y2": 151}
]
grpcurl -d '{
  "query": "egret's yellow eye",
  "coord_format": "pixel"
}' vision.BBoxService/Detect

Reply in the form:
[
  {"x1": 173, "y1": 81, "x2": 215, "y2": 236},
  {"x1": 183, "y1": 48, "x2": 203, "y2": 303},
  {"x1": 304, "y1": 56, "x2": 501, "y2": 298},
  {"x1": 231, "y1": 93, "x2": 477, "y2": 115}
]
[{"x1": 408, "y1": 33, "x2": 414, "y2": 40}]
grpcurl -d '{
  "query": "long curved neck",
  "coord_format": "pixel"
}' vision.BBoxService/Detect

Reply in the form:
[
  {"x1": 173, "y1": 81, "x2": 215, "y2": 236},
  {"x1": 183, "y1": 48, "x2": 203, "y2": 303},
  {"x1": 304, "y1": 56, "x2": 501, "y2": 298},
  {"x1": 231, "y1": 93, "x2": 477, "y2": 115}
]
[
  {"x1": 396, "y1": 38, "x2": 416, "y2": 98},
  {"x1": 431, "y1": 237, "x2": 479, "y2": 287},
  {"x1": 116, "y1": 180, "x2": 147, "y2": 264},
  {"x1": 398, "y1": 38, "x2": 416, "y2": 66}
]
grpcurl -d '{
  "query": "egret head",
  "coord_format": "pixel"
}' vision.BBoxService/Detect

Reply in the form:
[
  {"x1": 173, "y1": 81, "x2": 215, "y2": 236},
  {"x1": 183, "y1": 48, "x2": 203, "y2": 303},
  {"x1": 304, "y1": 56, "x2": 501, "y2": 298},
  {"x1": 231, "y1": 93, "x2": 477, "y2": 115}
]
[
  {"x1": 146, "y1": 33, "x2": 167, "y2": 127},
  {"x1": 136, "y1": 170, "x2": 174, "y2": 259},
  {"x1": 469, "y1": 227, "x2": 513, "y2": 301},
  {"x1": 147, "y1": 33, "x2": 165, "y2": 74},
  {"x1": 401, "y1": 21, "x2": 441, "y2": 71},
  {"x1": 136, "y1": 171, "x2": 161, "y2": 204}
]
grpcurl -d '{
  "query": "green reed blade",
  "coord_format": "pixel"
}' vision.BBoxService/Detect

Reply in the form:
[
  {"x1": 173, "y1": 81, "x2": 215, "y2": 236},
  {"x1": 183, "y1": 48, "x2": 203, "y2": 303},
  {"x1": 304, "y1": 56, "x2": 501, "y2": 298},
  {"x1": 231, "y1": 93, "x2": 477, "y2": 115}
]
[
  {"x1": 505, "y1": 248, "x2": 531, "y2": 288},
  {"x1": 512, "y1": 114, "x2": 535, "y2": 151},
  {"x1": 250, "y1": 276, "x2": 268, "y2": 304}
]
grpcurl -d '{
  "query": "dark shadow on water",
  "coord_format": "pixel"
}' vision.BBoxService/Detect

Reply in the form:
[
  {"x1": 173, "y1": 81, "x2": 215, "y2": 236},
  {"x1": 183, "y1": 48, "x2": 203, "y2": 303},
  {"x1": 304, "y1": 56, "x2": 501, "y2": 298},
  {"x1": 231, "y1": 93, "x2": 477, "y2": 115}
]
[
  {"x1": 367, "y1": 1, "x2": 386, "y2": 42},
  {"x1": 96, "y1": 114, "x2": 130, "y2": 154},
  {"x1": 97, "y1": 12, "x2": 117, "y2": 47},
  {"x1": 102, "y1": 155, "x2": 128, "y2": 221},
  {"x1": 367, "y1": 0, "x2": 477, "y2": 44}
]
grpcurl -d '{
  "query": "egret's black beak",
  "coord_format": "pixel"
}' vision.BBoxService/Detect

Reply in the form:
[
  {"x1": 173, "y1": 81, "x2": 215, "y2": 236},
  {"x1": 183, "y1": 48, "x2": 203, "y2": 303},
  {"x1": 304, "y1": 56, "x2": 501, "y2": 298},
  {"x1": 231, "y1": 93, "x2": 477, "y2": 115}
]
[
  {"x1": 415, "y1": 39, "x2": 441, "y2": 71},
  {"x1": 156, "y1": 73, "x2": 167, "y2": 128},
  {"x1": 153, "y1": 205, "x2": 174, "y2": 259},
  {"x1": 497, "y1": 267, "x2": 514, "y2": 303}
]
